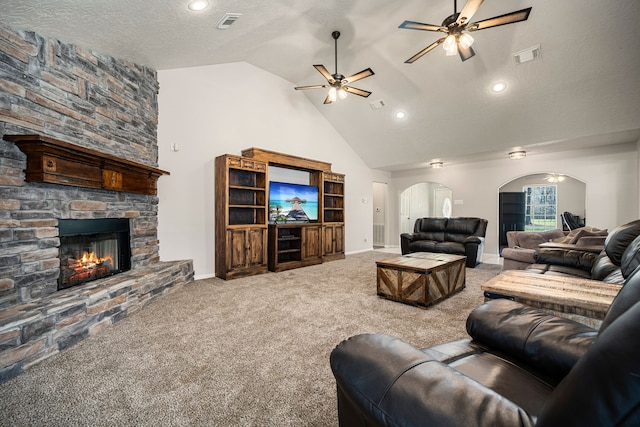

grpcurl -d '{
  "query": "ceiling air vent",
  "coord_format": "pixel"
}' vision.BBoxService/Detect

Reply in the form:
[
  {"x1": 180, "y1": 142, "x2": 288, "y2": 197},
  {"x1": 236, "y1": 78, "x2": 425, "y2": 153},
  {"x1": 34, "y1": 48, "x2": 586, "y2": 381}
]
[
  {"x1": 217, "y1": 13, "x2": 241, "y2": 29},
  {"x1": 513, "y1": 44, "x2": 541, "y2": 64}
]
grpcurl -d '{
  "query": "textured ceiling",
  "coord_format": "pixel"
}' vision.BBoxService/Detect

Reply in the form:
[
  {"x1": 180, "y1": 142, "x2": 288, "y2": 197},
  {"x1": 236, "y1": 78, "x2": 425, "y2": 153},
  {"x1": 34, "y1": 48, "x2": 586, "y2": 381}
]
[{"x1": 2, "y1": 0, "x2": 640, "y2": 171}]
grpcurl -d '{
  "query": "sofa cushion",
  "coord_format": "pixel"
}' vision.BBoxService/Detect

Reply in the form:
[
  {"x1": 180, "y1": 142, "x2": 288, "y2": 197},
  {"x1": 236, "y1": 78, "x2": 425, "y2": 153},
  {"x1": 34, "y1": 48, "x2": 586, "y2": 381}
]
[
  {"x1": 599, "y1": 266, "x2": 640, "y2": 333},
  {"x1": 516, "y1": 232, "x2": 549, "y2": 249},
  {"x1": 501, "y1": 247, "x2": 536, "y2": 263},
  {"x1": 545, "y1": 266, "x2": 592, "y2": 279},
  {"x1": 508, "y1": 229, "x2": 565, "y2": 250},
  {"x1": 550, "y1": 227, "x2": 607, "y2": 245},
  {"x1": 433, "y1": 241, "x2": 465, "y2": 255},
  {"x1": 590, "y1": 253, "x2": 620, "y2": 281},
  {"x1": 620, "y1": 235, "x2": 640, "y2": 279},
  {"x1": 567, "y1": 228, "x2": 608, "y2": 244},
  {"x1": 534, "y1": 249, "x2": 597, "y2": 272},
  {"x1": 416, "y1": 231, "x2": 444, "y2": 242},
  {"x1": 467, "y1": 299, "x2": 596, "y2": 381},
  {"x1": 604, "y1": 219, "x2": 640, "y2": 265},
  {"x1": 408, "y1": 240, "x2": 437, "y2": 253},
  {"x1": 416, "y1": 218, "x2": 447, "y2": 232},
  {"x1": 446, "y1": 217, "x2": 479, "y2": 234},
  {"x1": 524, "y1": 264, "x2": 592, "y2": 279}
]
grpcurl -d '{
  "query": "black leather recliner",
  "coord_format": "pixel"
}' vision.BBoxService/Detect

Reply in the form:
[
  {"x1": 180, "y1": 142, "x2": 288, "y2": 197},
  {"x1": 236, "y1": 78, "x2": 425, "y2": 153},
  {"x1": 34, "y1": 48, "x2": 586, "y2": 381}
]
[
  {"x1": 400, "y1": 217, "x2": 488, "y2": 268},
  {"x1": 330, "y1": 265, "x2": 640, "y2": 426}
]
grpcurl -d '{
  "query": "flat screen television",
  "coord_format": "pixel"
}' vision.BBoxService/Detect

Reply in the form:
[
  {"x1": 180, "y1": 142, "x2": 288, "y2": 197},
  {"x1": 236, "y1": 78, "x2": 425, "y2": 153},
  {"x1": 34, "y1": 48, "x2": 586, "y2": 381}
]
[{"x1": 269, "y1": 181, "x2": 319, "y2": 223}]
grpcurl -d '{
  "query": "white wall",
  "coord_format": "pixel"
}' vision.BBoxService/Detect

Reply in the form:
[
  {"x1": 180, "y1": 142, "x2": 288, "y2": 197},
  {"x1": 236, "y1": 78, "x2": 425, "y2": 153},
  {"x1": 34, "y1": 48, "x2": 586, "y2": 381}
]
[
  {"x1": 157, "y1": 62, "x2": 374, "y2": 278},
  {"x1": 387, "y1": 143, "x2": 639, "y2": 255}
]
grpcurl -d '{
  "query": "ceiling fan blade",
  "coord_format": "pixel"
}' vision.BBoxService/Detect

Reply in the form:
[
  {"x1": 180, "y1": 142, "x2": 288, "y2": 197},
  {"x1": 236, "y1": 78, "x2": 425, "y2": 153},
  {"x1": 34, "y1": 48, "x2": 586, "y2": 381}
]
[
  {"x1": 343, "y1": 86, "x2": 372, "y2": 98},
  {"x1": 456, "y1": 0, "x2": 485, "y2": 26},
  {"x1": 458, "y1": 44, "x2": 476, "y2": 62},
  {"x1": 323, "y1": 94, "x2": 333, "y2": 104},
  {"x1": 344, "y1": 68, "x2": 374, "y2": 84},
  {"x1": 404, "y1": 38, "x2": 446, "y2": 64},
  {"x1": 399, "y1": 20, "x2": 446, "y2": 32},
  {"x1": 467, "y1": 7, "x2": 532, "y2": 31},
  {"x1": 294, "y1": 85, "x2": 328, "y2": 91},
  {"x1": 314, "y1": 64, "x2": 335, "y2": 83}
]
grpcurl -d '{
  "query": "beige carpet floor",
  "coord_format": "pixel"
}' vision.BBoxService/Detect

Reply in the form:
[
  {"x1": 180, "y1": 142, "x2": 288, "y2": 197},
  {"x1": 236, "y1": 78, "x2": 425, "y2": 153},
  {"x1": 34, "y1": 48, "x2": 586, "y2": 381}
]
[{"x1": 0, "y1": 251, "x2": 501, "y2": 426}]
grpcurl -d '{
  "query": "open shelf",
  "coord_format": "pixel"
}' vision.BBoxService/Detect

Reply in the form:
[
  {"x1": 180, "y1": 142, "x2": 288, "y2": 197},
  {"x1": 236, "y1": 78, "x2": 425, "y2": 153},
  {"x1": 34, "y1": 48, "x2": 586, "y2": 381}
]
[{"x1": 323, "y1": 173, "x2": 345, "y2": 224}]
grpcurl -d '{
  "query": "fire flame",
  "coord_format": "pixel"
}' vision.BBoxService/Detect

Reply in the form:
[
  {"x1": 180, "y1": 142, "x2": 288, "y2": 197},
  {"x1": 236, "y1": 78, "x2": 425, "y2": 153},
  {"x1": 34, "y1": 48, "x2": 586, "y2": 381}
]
[{"x1": 76, "y1": 251, "x2": 113, "y2": 271}]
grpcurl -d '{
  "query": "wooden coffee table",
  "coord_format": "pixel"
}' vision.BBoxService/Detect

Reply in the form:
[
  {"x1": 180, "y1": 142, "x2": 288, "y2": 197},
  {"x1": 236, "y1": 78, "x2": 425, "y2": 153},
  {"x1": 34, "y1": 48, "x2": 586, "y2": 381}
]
[
  {"x1": 481, "y1": 270, "x2": 621, "y2": 327},
  {"x1": 377, "y1": 253, "x2": 466, "y2": 308}
]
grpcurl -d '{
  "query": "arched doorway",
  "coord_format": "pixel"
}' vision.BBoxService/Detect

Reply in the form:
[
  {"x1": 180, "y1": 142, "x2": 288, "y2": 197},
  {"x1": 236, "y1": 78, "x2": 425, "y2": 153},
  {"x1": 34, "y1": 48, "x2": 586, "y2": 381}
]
[
  {"x1": 399, "y1": 182, "x2": 453, "y2": 234},
  {"x1": 498, "y1": 172, "x2": 586, "y2": 250}
]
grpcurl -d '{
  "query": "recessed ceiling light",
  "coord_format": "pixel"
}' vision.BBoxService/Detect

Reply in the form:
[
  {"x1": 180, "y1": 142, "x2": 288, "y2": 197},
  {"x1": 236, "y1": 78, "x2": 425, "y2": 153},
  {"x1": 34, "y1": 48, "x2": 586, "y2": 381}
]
[
  {"x1": 188, "y1": 0, "x2": 209, "y2": 11},
  {"x1": 491, "y1": 82, "x2": 507, "y2": 93},
  {"x1": 395, "y1": 111, "x2": 406, "y2": 119}
]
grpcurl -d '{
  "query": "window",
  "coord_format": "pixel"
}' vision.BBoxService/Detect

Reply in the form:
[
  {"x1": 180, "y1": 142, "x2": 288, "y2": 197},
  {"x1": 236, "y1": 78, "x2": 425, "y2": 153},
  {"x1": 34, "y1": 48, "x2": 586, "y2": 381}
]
[{"x1": 523, "y1": 185, "x2": 557, "y2": 231}]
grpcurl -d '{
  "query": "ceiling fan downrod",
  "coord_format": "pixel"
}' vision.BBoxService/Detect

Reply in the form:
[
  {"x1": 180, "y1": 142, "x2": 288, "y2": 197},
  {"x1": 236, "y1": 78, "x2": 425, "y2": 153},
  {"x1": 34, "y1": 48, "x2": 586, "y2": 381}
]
[{"x1": 332, "y1": 31, "x2": 340, "y2": 76}]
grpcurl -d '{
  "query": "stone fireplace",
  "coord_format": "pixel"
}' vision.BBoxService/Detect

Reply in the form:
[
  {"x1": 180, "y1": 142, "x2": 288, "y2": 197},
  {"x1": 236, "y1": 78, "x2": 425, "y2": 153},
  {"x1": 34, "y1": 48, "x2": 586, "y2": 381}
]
[{"x1": 0, "y1": 24, "x2": 194, "y2": 383}]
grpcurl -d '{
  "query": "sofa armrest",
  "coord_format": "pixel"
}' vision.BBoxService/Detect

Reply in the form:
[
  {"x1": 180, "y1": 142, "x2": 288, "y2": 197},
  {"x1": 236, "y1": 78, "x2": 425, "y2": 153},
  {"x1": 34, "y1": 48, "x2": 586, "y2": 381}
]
[
  {"x1": 464, "y1": 235, "x2": 482, "y2": 245},
  {"x1": 400, "y1": 232, "x2": 416, "y2": 255},
  {"x1": 463, "y1": 236, "x2": 484, "y2": 267},
  {"x1": 501, "y1": 247, "x2": 536, "y2": 264},
  {"x1": 467, "y1": 299, "x2": 596, "y2": 381},
  {"x1": 330, "y1": 333, "x2": 535, "y2": 427}
]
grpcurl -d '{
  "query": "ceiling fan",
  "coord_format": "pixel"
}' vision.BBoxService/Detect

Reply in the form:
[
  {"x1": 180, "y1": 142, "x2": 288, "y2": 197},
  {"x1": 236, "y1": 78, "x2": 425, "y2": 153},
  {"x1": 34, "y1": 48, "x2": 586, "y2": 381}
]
[
  {"x1": 399, "y1": 0, "x2": 532, "y2": 63},
  {"x1": 544, "y1": 173, "x2": 566, "y2": 183},
  {"x1": 294, "y1": 31, "x2": 374, "y2": 104}
]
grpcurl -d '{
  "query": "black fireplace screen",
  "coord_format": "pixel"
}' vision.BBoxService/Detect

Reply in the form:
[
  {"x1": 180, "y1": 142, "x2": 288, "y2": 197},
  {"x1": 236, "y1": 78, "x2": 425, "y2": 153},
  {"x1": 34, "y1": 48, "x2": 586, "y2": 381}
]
[{"x1": 58, "y1": 218, "x2": 131, "y2": 290}]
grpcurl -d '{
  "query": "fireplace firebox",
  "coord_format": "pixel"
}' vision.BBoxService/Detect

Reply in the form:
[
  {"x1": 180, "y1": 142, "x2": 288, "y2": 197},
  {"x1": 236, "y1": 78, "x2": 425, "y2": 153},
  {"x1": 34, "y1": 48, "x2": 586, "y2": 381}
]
[{"x1": 58, "y1": 218, "x2": 131, "y2": 290}]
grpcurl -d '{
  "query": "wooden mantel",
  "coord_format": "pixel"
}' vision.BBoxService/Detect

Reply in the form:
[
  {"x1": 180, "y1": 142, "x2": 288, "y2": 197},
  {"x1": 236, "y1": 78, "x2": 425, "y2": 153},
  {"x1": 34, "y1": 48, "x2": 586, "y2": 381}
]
[{"x1": 4, "y1": 134, "x2": 169, "y2": 196}]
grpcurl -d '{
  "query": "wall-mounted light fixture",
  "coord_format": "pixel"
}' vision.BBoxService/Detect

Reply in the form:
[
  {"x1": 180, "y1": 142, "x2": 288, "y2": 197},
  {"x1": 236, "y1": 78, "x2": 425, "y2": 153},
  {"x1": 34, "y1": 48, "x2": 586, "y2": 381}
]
[
  {"x1": 508, "y1": 150, "x2": 526, "y2": 160},
  {"x1": 430, "y1": 161, "x2": 444, "y2": 169}
]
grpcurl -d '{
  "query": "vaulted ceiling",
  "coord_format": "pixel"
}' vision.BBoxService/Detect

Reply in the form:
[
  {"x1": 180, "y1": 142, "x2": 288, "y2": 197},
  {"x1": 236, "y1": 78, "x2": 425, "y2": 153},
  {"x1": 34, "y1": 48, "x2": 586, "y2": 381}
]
[{"x1": 2, "y1": 0, "x2": 640, "y2": 171}]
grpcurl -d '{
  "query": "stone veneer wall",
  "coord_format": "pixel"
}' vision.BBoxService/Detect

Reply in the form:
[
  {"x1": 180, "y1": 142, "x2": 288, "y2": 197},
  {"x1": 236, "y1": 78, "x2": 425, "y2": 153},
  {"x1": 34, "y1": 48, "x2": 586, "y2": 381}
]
[{"x1": 0, "y1": 25, "x2": 194, "y2": 382}]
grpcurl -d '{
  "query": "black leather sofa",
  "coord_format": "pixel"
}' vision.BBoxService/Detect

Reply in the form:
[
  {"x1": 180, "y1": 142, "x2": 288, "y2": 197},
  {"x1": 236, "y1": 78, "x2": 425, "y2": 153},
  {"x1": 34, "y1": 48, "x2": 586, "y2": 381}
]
[
  {"x1": 400, "y1": 217, "x2": 488, "y2": 268},
  {"x1": 526, "y1": 219, "x2": 640, "y2": 284},
  {"x1": 330, "y1": 264, "x2": 640, "y2": 427}
]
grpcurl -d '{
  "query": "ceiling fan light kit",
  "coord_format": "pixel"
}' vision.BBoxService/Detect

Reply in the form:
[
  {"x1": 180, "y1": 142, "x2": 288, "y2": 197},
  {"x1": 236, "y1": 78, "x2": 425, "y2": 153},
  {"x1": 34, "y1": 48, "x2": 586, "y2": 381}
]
[
  {"x1": 545, "y1": 173, "x2": 565, "y2": 183},
  {"x1": 399, "y1": 0, "x2": 532, "y2": 63},
  {"x1": 294, "y1": 31, "x2": 374, "y2": 104}
]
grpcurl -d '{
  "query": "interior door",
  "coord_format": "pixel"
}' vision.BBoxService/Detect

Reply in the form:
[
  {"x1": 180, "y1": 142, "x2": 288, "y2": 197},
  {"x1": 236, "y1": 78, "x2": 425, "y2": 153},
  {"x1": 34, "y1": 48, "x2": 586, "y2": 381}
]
[{"x1": 400, "y1": 189, "x2": 412, "y2": 234}]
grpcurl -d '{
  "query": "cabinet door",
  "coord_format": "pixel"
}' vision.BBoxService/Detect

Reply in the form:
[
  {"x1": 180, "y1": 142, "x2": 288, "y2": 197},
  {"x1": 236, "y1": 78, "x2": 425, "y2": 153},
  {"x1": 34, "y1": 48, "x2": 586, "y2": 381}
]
[
  {"x1": 333, "y1": 224, "x2": 344, "y2": 254},
  {"x1": 323, "y1": 225, "x2": 336, "y2": 255},
  {"x1": 247, "y1": 227, "x2": 266, "y2": 267},
  {"x1": 323, "y1": 224, "x2": 345, "y2": 256},
  {"x1": 227, "y1": 228, "x2": 249, "y2": 270},
  {"x1": 302, "y1": 226, "x2": 322, "y2": 260}
]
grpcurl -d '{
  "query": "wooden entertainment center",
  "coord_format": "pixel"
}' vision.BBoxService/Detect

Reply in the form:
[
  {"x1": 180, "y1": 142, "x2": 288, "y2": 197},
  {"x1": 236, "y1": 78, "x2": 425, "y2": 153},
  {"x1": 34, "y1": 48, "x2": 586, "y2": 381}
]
[{"x1": 215, "y1": 148, "x2": 345, "y2": 279}]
